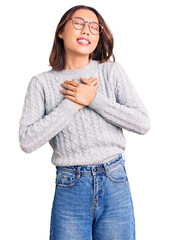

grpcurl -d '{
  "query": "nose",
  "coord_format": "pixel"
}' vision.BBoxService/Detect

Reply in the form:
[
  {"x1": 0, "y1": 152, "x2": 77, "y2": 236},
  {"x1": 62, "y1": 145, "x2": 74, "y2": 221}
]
[{"x1": 81, "y1": 22, "x2": 90, "y2": 35}]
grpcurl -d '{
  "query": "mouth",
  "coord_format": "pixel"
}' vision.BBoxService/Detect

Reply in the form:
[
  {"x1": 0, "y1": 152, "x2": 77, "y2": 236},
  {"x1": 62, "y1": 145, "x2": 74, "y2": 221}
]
[{"x1": 77, "y1": 37, "x2": 91, "y2": 46}]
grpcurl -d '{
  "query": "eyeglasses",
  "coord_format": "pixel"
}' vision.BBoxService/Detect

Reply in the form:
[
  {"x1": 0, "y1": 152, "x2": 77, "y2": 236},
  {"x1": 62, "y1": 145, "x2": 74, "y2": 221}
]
[{"x1": 66, "y1": 17, "x2": 104, "y2": 35}]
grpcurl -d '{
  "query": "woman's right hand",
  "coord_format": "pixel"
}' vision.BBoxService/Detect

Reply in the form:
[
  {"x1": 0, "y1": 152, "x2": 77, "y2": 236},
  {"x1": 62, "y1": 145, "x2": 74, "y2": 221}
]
[{"x1": 74, "y1": 77, "x2": 100, "y2": 109}]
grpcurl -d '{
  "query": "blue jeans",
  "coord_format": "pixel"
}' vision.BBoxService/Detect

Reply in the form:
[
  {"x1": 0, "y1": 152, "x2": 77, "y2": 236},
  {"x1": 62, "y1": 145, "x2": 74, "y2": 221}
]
[{"x1": 49, "y1": 154, "x2": 135, "y2": 240}]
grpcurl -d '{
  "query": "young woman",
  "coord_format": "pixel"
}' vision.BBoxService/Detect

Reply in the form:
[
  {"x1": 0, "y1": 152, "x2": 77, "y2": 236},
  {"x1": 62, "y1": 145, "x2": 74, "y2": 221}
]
[{"x1": 19, "y1": 5, "x2": 150, "y2": 240}]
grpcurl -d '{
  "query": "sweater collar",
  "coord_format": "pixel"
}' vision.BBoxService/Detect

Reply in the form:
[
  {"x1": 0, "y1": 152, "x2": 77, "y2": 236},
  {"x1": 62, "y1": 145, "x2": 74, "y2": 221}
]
[{"x1": 50, "y1": 59, "x2": 97, "y2": 77}]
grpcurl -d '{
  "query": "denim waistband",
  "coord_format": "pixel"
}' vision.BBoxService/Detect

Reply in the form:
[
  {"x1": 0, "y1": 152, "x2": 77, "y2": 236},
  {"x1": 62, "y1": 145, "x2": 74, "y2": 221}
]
[{"x1": 56, "y1": 154, "x2": 124, "y2": 175}]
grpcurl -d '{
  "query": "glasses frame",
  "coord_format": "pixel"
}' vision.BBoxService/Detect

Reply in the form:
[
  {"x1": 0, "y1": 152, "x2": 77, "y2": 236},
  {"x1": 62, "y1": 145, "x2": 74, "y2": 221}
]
[{"x1": 66, "y1": 17, "x2": 104, "y2": 35}]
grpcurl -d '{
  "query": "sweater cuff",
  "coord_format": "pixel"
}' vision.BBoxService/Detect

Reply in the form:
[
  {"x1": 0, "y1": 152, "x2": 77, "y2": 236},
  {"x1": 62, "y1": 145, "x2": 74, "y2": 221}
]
[
  {"x1": 88, "y1": 92, "x2": 110, "y2": 111},
  {"x1": 57, "y1": 98, "x2": 79, "y2": 114}
]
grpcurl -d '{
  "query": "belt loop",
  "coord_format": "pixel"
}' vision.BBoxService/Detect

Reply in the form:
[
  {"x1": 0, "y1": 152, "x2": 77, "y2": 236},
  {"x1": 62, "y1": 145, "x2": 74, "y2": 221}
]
[
  {"x1": 76, "y1": 166, "x2": 81, "y2": 179},
  {"x1": 103, "y1": 163, "x2": 107, "y2": 175}
]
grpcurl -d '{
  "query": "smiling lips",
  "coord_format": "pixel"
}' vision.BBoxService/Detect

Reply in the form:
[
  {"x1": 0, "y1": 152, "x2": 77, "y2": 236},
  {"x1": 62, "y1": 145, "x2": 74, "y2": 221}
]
[{"x1": 77, "y1": 37, "x2": 91, "y2": 46}]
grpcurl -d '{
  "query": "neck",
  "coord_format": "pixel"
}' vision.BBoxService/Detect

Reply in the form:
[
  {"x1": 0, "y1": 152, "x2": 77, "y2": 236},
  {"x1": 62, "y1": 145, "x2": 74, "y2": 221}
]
[{"x1": 64, "y1": 55, "x2": 90, "y2": 70}]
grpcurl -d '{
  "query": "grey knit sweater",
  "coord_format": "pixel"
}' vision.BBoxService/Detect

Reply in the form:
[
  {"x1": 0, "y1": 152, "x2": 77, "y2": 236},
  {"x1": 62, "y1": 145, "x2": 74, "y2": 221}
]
[{"x1": 19, "y1": 59, "x2": 150, "y2": 166}]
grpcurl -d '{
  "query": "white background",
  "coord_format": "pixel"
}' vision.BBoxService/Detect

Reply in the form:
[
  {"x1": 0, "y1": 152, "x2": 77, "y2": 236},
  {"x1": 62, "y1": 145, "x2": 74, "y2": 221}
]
[{"x1": 0, "y1": 0, "x2": 168, "y2": 239}]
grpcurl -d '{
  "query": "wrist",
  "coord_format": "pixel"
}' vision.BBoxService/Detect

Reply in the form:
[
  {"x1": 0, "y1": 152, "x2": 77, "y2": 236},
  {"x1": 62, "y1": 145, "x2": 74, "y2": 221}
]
[{"x1": 89, "y1": 91, "x2": 97, "y2": 105}]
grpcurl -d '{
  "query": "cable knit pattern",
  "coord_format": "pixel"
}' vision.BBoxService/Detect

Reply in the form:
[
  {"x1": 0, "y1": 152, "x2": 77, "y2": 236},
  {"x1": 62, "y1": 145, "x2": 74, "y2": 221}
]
[{"x1": 19, "y1": 59, "x2": 150, "y2": 166}]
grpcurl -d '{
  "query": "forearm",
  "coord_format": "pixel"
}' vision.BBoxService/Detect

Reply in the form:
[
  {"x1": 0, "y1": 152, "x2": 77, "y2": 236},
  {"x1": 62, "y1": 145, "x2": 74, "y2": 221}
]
[
  {"x1": 88, "y1": 92, "x2": 150, "y2": 134},
  {"x1": 19, "y1": 98, "x2": 79, "y2": 153}
]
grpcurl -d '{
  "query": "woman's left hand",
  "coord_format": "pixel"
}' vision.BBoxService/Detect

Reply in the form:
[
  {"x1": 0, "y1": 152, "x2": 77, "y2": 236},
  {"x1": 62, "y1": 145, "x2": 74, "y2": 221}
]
[{"x1": 60, "y1": 77, "x2": 100, "y2": 106}]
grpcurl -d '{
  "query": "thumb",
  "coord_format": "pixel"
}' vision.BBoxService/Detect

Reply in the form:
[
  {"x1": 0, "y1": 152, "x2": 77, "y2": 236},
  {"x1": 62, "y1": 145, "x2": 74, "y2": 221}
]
[
  {"x1": 80, "y1": 77, "x2": 88, "y2": 84},
  {"x1": 80, "y1": 77, "x2": 94, "y2": 86}
]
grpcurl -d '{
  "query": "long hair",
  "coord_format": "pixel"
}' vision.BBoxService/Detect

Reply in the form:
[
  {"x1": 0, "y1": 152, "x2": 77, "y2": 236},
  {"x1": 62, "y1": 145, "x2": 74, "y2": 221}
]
[{"x1": 49, "y1": 5, "x2": 116, "y2": 70}]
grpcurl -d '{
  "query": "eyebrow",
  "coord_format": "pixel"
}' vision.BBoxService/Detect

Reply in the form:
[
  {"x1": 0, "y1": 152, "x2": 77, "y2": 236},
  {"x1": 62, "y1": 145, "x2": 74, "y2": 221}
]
[{"x1": 74, "y1": 16, "x2": 99, "y2": 24}]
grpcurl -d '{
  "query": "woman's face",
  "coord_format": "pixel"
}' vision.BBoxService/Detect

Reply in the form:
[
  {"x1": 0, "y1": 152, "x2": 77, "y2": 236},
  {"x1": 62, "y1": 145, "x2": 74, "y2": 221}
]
[{"x1": 58, "y1": 9, "x2": 100, "y2": 58}]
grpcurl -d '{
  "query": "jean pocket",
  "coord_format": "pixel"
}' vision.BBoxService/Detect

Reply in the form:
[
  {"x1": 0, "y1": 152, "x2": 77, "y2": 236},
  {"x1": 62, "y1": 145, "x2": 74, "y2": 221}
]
[
  {"x1": 106, "y1": 159, "x2": 128, "y2": 183},
  {"x1": 56, "y1": 170, "x2": 80, "y2": 188}
]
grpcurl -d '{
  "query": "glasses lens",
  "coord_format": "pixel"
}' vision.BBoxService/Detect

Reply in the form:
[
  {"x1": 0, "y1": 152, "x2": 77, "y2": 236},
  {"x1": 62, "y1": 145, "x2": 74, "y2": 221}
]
[
  {"x1": 90, "y1": 23, "x2": 102, "y2": 35},
  {"x1": 72, "y1": 18, "x2": 85, "y2": 29},
  {"x1": 72, "y1": 17, "x2": 103, "y2": 35}
]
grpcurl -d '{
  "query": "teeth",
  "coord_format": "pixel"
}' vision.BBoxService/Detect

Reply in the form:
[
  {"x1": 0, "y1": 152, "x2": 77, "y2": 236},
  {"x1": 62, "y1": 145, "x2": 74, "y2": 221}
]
[{"x1": 78, "y1": 39, "x2": 90, "y2": 44}]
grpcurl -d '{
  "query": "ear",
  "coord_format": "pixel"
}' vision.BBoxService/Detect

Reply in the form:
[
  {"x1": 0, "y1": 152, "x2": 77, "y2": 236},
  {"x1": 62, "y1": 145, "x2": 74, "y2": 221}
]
[{"x1": 58, "y1": 30, "x2": 63, "y2": 39}]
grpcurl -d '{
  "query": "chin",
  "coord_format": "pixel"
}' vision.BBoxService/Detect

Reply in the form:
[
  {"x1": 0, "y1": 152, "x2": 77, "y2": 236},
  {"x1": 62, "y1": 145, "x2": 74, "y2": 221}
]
[{"x1": 74, "y1": 49, "x2": 91, "y2": 55}]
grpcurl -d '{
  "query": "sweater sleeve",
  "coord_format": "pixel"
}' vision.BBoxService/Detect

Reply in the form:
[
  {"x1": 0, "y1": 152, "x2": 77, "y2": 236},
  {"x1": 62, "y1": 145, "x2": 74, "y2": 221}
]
[
  {"x1": 88, "y1": 62, "x2": 150, "y2": 134},
  {"x1": 19, "y1": 76, "x2": 79, "y2": 153}
]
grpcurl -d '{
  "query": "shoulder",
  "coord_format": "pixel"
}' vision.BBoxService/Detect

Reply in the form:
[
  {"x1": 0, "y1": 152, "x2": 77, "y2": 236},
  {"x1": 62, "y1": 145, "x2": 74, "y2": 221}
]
[
  {"x1": 97, "y1": 60, "x2": 127, "y2": 78},
  {"x1": 33, "y1": 69, "x2": 52, "y2": 81},
  {"x1": 29, "y1": 69, "x2": 53, "y2": 88},
  {"x1": 98, "y1": 60, "x2": 124, "y2": 72}
]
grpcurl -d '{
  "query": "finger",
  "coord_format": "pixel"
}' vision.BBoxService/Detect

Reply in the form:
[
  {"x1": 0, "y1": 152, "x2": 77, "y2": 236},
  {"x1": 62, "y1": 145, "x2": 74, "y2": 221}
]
[
  {"x1": 94, "y1": 82, "x2": 100, "y2": 88},
  {"x1": 81, "y1": 77, "x2": 95, "y2": 82},
  {"x1": 80, "y1": 77, "x2": 98, "y2": 85},
  {"x1": 89, "y1": 76, "x2": 95, "y2": 80},
  {"x1": 92, "y1": 78, "x2": 99, "y2": 83},
  {"x1": 64, "y1": 80, "x2": 79, "y2": 86},
  {"x1": 91, "y1": 78, "x2": 99, "y2": 86},
  {"x1": 80, "y1": 77, "x2": 89, "y2": 83},
  {"x1": 64, "y1": 95, "x2": 75, "y2": 101},
  {"x1": 61, "y1": 83, "x2": 76, "y2": 91},
  {"x1": 61, "y1": 89, "x2": 75, "y2": 96},
  {"x1": 64, "y1": 95, "x2": 79, "y2": 105}
]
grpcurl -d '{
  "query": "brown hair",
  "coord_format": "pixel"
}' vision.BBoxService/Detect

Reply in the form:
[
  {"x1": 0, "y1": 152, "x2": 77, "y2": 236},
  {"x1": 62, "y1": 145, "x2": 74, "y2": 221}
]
[{"x1": 49, "y1": 5, "x2": 116, "y2": 70}]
